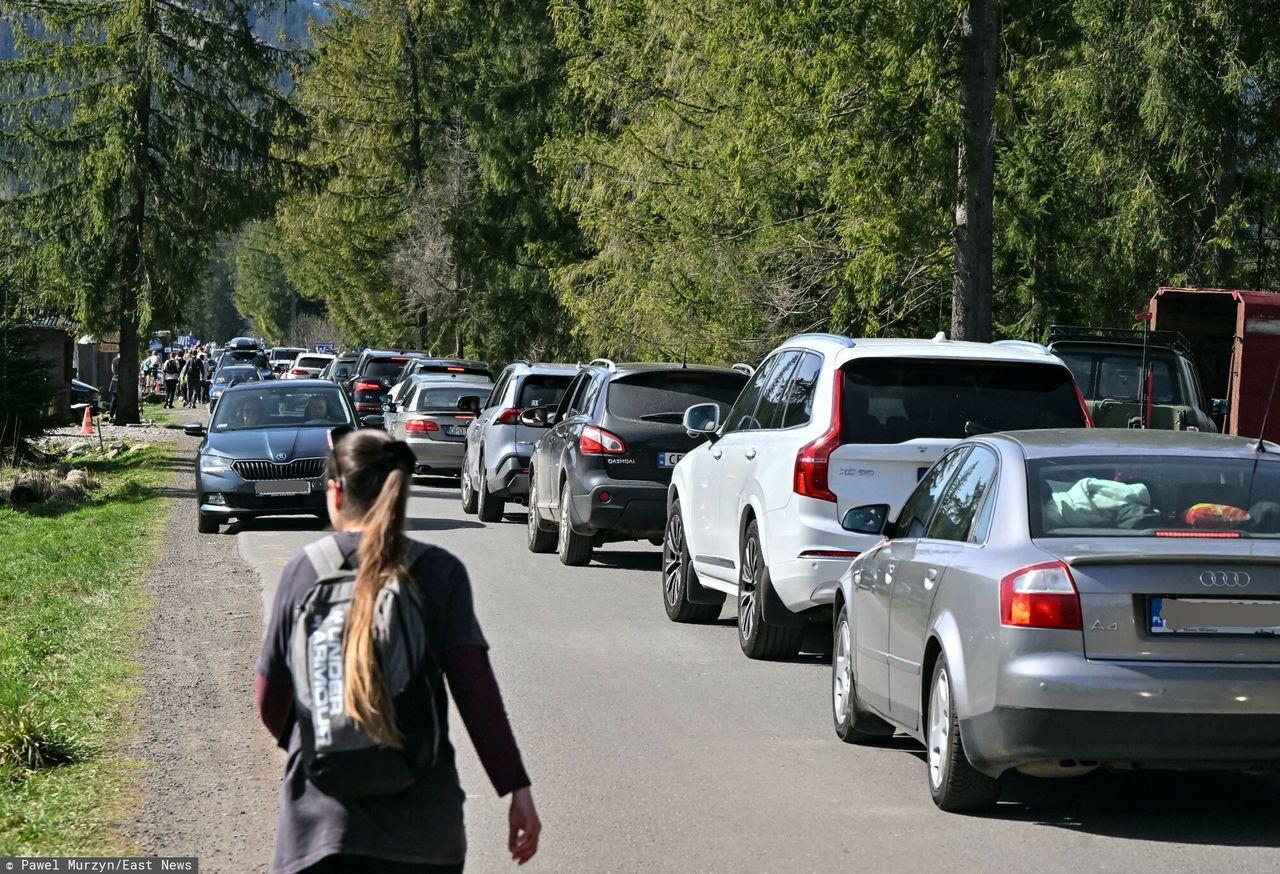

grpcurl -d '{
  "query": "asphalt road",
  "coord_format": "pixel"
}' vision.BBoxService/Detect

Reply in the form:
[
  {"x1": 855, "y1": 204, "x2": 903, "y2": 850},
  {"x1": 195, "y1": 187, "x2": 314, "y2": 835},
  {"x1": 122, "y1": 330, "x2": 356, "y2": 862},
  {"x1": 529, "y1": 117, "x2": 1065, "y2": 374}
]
[{"x1": 231, "y1": 477, "x2": 1280, "y2": 874}]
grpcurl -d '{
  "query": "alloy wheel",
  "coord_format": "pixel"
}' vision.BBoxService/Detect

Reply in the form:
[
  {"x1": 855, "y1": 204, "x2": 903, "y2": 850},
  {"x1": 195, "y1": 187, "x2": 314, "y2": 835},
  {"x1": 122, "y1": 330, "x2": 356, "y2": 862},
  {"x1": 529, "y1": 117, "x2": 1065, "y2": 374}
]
[
  {"x1": 738, "y1": 535, "x2": 759, "y2": 641},
  {"x1": 833, "y1": 614, "x2": 852, "y2": 722},
  {"x1": 928, "y1": 666, "x2": 951, "y2": 790},
  {"x1": 662, "y1": 512, "x2": 685, "y2": 607},
  {"x1": 527, "y1": 477, "x2": 539, "y2": 539}
]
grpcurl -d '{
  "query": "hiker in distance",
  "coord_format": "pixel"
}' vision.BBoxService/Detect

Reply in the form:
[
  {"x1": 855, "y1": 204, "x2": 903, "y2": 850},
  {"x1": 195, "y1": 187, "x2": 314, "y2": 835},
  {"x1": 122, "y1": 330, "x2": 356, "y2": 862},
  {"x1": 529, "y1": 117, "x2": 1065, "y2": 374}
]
[{"x1": 256, "y1": 426, "x2": 541, "y2": 873}]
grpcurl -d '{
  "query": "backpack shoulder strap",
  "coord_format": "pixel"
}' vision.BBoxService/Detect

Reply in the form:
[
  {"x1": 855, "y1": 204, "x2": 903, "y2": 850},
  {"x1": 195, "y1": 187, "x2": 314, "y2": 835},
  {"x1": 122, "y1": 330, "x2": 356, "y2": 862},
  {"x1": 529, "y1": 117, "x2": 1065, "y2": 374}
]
[{"x1": 304, "y1": 534, "x2": 350, "y2": 579}]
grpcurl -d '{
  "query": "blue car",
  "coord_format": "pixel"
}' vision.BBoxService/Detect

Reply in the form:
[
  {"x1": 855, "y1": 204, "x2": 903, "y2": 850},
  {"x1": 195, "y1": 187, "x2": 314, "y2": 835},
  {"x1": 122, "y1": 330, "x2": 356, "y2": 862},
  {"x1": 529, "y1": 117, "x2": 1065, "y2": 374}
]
[{"x1": 188, "y1": 380, "x2": 364, "y2": 534}]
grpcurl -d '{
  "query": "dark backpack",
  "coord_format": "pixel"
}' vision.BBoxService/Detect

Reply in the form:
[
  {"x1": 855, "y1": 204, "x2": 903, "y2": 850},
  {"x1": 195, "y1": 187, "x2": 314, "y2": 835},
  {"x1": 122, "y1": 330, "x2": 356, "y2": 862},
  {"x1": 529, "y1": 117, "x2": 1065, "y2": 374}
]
[
  {"x1": 163, "y1": 358, "x2": 180, "y2": 377},
  {"x1": 289, "y1": 535, "x2": 440, "y2": 798}
]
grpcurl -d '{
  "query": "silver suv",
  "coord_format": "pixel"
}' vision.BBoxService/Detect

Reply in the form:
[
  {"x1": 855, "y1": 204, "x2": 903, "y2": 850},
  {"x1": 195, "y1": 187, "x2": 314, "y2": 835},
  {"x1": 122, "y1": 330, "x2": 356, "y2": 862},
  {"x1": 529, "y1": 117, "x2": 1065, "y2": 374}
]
[{"x1": 461, "y1": 361, "x2": 579, "y2": 522}]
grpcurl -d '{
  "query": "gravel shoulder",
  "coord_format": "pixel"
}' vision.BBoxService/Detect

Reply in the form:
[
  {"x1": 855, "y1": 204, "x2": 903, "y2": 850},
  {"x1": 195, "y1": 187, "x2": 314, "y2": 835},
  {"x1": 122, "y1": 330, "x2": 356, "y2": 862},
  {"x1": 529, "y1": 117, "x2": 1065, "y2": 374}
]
[{"x1": 121, "y1": 424, "x2": 281, "y2": 872}]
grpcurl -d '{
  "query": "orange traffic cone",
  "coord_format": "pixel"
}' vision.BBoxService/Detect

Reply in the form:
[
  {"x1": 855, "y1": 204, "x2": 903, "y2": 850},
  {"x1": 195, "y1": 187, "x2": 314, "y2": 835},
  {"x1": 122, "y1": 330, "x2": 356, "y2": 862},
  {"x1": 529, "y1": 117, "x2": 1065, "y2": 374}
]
[{"x1": 81, "y1": 405, "x2": 94, "y2": 435}]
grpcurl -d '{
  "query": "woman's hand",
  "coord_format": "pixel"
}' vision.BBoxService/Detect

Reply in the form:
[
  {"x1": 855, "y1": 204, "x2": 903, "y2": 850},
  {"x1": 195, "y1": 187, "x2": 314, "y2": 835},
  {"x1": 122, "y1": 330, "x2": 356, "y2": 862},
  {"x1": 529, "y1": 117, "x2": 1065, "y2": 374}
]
[{"x1": 508, "y1": 786, "x2": 541, "y2": 865}]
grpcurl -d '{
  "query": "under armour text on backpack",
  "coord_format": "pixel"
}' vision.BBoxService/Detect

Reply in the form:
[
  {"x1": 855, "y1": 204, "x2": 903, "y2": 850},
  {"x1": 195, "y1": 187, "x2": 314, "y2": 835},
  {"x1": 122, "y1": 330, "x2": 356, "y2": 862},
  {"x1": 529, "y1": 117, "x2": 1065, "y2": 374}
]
[{"x1": 289, "y1": 535, "x2": 440, "y2": 798}]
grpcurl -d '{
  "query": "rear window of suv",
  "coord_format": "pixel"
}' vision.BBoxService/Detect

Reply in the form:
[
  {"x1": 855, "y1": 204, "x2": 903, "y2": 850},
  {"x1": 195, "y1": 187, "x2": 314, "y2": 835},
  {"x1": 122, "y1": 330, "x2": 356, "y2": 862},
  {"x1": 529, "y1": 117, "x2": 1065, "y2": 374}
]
[
  {"x1": 607, "y1": 370, "x2": 748, "y2": 421},
  {"x1": 517, "y1": 375, "x2": 573, "y2": 409},
  {"x1": 361, "y1": 358, "x2": 414, "y2": 381},
  {"x1": 841, "y1": 359, "x2": 1084, "y2": 443}
]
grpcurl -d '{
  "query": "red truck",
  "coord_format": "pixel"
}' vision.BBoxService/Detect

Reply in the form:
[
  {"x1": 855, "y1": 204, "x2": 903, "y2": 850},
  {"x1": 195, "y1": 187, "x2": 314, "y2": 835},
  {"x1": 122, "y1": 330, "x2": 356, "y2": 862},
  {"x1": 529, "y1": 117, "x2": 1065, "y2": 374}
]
[{"x1": 1150, "y1": 287, "x2": 1280, "y2": 442}]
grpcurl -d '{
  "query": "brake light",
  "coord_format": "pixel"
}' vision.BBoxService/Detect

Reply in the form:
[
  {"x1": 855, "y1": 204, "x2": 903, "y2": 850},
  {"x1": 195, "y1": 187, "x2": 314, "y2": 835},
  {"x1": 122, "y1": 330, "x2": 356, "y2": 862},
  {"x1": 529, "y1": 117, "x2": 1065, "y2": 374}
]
[
  {"x1": 353, "y1": 380, "x2": 381, "y2": 392},
  {"x1": 999, "y1": 562, "x2": 1082, "y2": 629},
  {"x1": 290, "y1": 368, "x2": 309, "y2": 376},
  {"x1": 794, "y1": 375, "x2": 842, "y2": 502},
  {"x1": 447, "y1": 366, "x2": 465, "y2": 373},
  {"x1": 494, "y1": 408, "x2": 524, "y2": 425},
  {"x1": 1155, "y1": 530, "x2": 1241, "y2": 539},
  {"x1": 580, "y1": 425, "x2": 626, "y2": 455},
  {"x1": 405, "y1": 419, "x2": 439, "y2": 433}
]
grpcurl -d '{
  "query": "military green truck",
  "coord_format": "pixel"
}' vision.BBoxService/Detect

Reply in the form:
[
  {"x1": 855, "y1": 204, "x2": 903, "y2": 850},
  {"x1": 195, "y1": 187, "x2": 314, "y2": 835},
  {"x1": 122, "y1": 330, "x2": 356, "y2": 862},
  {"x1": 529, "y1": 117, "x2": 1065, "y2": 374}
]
[{"x1": 1047, "y1": 326, "x2": 1217, "y2": 432}]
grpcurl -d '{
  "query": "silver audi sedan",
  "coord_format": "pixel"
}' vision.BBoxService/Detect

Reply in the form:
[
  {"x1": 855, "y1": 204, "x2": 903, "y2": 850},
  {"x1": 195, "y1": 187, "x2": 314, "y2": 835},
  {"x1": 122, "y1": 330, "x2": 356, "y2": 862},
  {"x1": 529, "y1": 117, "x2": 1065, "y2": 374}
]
[{"x1": 831, "y1": 429, "x2": 1280, "y2": 811}]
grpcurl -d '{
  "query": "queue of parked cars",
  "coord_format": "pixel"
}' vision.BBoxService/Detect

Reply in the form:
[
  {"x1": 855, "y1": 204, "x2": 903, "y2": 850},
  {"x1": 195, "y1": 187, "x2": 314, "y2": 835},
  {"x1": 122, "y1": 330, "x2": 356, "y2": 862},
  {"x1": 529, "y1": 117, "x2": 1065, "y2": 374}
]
[{"x1": 186, "y1": 329, "x2": 1280, "y2": 815}]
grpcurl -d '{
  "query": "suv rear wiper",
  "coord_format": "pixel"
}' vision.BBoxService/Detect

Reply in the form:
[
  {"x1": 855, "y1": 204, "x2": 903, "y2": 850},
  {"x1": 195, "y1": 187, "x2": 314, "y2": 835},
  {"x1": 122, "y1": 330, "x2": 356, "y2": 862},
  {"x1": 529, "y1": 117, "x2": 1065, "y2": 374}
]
[{"x1": 639, "y1": 412, "x2": 686, "y2": 423}]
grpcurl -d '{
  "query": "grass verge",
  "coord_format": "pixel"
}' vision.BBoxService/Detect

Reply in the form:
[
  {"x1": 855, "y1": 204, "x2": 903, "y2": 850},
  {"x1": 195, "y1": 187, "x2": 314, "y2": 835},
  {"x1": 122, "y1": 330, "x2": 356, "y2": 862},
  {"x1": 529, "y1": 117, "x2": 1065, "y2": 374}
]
[
  {"x1": 141, "y1": 400, "x2": 183, "y2": 429},
  {"x1": 0, "y1": 447, "x2": 174, "y2": 854}
]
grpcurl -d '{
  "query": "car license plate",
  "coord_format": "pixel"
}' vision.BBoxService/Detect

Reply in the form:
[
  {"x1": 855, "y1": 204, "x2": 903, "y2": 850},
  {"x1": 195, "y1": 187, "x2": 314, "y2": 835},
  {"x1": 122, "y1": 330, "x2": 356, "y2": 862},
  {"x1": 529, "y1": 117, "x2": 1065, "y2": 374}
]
[
  {"x1": 658, "y1": 452, "x2": 684, "y2": 468},
  {"x1": 446, "y1": 425, "x2": 468, "y2": 437},
  {"x1": 255, "y1": 480, "x2": 311, "y2": 496},
  {"x1": 1150, "y1": 597, "x2": 1280, "y2": 635}
]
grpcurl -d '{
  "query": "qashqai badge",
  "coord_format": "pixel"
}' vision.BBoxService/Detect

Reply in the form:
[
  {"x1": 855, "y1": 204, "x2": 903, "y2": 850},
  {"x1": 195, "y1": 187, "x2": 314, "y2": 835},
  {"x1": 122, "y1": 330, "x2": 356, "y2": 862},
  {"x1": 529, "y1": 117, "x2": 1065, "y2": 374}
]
[{"x1": 1199, "y1": 571, "x2": 1250, "y2": 588}]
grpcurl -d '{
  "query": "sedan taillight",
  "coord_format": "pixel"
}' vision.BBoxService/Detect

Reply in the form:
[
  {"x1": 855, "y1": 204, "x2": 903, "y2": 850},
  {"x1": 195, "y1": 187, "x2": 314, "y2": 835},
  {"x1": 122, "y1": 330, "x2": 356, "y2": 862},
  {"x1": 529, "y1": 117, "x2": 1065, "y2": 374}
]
[
  {"x1": 999, "y1": 562, "x2": 1082, "y2": 630},
  {"x1": 405, "y1": 419, "x2": 439, "y2": 433}
]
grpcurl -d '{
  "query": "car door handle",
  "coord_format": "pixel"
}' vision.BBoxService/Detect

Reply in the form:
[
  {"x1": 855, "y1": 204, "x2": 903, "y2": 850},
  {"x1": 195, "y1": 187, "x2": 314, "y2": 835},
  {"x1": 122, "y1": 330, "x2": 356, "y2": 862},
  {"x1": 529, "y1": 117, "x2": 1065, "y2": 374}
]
[
  {"x1": 712, "y1": 449, "x2": 723, "y2": 460},
  {"x1": 745, "y1": 449, "x2": 757, "y2": 460},
  {"x1": 924, "y1": 567, "x2": 938, "y2": 590}
]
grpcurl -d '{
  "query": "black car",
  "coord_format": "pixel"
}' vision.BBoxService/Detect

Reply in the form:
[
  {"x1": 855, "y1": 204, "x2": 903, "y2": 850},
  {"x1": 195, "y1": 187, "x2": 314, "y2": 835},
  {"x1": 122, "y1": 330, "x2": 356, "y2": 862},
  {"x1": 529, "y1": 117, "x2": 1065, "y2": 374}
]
[
  {"x1": 525, "y1": 360, "x2": 748, "y2": 565},
  {"x1": 188, "y1": 380, "x2": 358, "y2": 534},
  {"x1": 345, "y1": 350, "x2": 429, "y2": 416},
  {"x1": 320, "y1": 351, "x2": 359, "y2": 385}
]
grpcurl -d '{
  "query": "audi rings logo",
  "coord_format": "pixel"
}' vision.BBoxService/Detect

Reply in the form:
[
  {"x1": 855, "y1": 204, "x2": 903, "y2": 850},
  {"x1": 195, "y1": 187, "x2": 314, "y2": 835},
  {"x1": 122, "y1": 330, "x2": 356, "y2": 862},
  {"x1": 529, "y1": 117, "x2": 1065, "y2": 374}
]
[{"x1": 1200, "y1": 571, "x2": 1250, "y2": 588}]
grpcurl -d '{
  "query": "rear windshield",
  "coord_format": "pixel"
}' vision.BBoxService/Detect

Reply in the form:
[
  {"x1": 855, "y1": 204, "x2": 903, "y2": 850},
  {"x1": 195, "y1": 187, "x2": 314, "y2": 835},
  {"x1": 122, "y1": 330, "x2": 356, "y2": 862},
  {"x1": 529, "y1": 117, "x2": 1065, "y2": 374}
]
[
  {"x1": 296, "y1": 356, "x2": 330, "y2": 369},
  {"x1": 607, "y1": 370, "x2": 748, "y2": 421},
  {"x1": 221, "y1": 350, "x2": 259, "y2": 366},
  {"x1": 213, "y1": 367, "x2": 259, "y2": 385},
  {"x1": 413, "y1": 385, "x2": 492, "y2": 412},
  {"x1": 841, "y1": 359, "x2": 1085, "y2": 443},
  {"x1": 517, "y1": 375, "x2": 574, "y2": 409},
  {"x1": 271, "y1": 348, "x2": 305, "y2": 361},
  {"x1": 362, "y1": 359, "x2": 413, "y2": 381},
  {"x1": 1055, "y1": 348, "x2": 1184, "y2": 404},
  {"x1": 415, "y1": 363, "x2": 491, "y2": 379},
  {"x1": 1029, "y1": 454, "x2": 1280, "y2": 538}
]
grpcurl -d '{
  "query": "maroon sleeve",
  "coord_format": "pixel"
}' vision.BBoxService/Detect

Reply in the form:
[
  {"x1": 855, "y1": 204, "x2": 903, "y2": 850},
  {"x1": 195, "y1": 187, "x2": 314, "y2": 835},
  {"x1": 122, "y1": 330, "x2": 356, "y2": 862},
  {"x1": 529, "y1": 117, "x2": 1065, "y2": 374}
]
[
  {"x1": 256, "y1": 673, "x2": 295, "y2": 746},
  {"x1": 444, "y1": 644, "x2": 531, "y2": 796}
]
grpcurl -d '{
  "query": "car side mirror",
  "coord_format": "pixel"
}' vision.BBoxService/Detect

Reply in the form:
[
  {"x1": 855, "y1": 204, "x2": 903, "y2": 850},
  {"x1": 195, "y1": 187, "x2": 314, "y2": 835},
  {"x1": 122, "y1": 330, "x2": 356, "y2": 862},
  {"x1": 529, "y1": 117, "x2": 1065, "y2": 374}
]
[
  {"x1": 683, "y1": 403, "x2": 721, "y2": 440},
  {"x1": 1212, "y1": 397, "x2": 1229, "y2": 417},
  {"x1": 841, "y1": 504, "x2": 890, "y2": 536},
  {"x1": 458, "y1": 396, "x2": 482, "y2": 415},
  {"x1": 382, "y1": 401, "x2": 397, "y2": 413},
  {"x1": 183, "y1": 422, "x2": 206, "y2": 437},
  {"x1": 519, "y1": 407, "x2": 550, "y2": 427},
  {"x1": 361, "y1": 414, "x2": 385, "y2": 430}
]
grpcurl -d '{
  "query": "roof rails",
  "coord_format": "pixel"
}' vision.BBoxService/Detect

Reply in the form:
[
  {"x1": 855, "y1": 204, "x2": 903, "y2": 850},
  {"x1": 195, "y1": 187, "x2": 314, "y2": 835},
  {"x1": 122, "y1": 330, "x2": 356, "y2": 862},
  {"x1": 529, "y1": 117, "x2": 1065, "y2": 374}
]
[
  {"x1": 1047, "y1": 325, "x2": 1193, "y2": 357},
  {"x1": 731, "y1": 362, "x2": 756, "y2": 377},
  {"x1": 784, "y1": 332, "x2": 856, "y2": 349},
  {"x1": 588, "y1": 357, "x2": 617, "y2": 372}
]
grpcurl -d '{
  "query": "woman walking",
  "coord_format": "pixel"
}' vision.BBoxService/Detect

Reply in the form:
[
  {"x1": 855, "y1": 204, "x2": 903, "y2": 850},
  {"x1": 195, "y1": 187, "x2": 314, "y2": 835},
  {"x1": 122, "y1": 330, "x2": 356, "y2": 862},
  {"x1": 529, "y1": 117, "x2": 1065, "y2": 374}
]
[{"x1": 256, "y1": 427, "x2": 540, "y2": 873}]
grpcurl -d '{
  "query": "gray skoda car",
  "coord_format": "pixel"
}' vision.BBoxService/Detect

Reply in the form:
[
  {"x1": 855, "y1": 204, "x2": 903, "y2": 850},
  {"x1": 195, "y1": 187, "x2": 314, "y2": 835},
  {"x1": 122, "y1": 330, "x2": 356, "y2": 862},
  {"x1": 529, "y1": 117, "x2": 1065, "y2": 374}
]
[
  {"x1": 189, "y1": 380, "x2": 357, "y2": 534},
  {"x1": 832, "y1": 429, "x2": 1280, "y2": 811}
]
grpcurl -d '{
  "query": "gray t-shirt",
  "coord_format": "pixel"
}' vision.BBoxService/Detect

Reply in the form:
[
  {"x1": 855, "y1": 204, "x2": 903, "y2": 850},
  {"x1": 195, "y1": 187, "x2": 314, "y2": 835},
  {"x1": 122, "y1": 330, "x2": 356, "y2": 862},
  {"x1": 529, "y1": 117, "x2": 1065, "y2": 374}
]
[{"x1": 257, "y1": 532, "x2": 488, "y2": 874}]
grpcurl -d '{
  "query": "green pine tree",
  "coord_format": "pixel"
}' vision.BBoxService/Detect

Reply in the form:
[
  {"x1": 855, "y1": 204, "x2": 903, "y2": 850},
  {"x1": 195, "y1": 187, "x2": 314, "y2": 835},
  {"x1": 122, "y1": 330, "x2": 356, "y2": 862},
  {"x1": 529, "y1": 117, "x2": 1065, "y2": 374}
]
[{"x1": 0, "y1": 0, "x2": 299, "y2": 422}]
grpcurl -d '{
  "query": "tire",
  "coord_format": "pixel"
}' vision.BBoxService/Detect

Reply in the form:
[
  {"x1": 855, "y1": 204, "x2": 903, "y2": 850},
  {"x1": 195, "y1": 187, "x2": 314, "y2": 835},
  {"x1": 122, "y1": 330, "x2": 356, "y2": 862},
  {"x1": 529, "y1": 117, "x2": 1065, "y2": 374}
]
[
  {"x1": 460, "y1": 455, "x2": 478, "y2": 515},
  {"x1": 556, "y1": 481, "x2": 593, "y2": 566},
  {"x1": 526, "y1": 470, "x2": 557, "y2": 553},
  {"x1": 832, "y1": 603, "x2": 895, "y2": 743},
  {"x1": 737, "y1": 520, "x2": 804, "y2": 659},
  {"x1": 476, "y1": 460, "x2": 505, "y2": 523},
  {"x1": 197, "y1": 512, "x2": 220, "y2": 534},
  {"x1": 926, "y1": 657, "x2": 1001, "y2": 812},
  {"x1": 662, "y1": 500, "x2": 722, "y2": 622}
]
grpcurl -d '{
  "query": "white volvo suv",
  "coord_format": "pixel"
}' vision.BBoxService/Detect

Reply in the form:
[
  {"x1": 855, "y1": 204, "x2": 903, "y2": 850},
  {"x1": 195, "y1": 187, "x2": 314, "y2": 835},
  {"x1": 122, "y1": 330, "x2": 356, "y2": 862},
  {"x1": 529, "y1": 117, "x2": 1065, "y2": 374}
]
[{"x1": 662, "y1": 332, "x2": 1091, "y2": 658}]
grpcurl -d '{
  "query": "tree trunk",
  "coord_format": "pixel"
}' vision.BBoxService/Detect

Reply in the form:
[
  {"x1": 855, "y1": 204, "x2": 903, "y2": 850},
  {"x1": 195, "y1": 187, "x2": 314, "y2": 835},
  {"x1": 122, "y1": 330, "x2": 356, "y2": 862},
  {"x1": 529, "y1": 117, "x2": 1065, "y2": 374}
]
[
  {"x1": 115, "y1": 301, "x2": 142, "y2": 424},
  {"x1": 952, "y1": 0, "x2": 998, "y2": 342}
]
